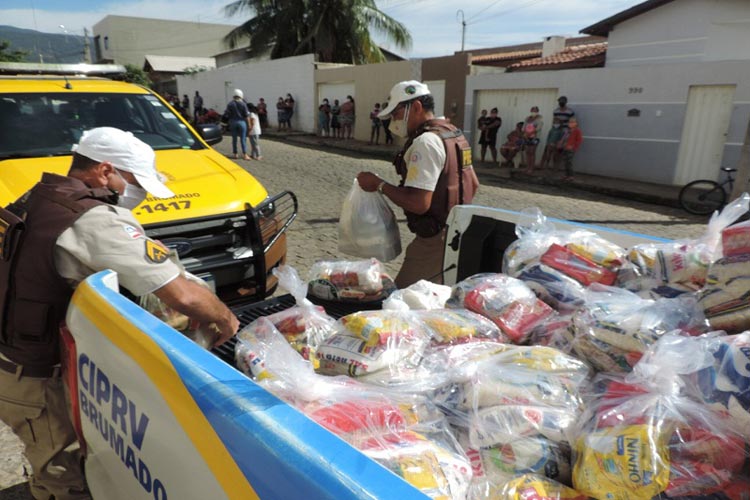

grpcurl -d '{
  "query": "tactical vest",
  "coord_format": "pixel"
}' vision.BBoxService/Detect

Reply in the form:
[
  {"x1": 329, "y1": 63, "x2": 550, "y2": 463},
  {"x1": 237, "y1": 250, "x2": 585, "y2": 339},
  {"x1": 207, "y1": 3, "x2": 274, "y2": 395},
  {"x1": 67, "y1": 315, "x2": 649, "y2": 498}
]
[
  {"x1": 395, "y1": 118, "x2": 478, "y2": 237},
  {"x1": 0, "y1": 174, "x2": 117, "y2": 368}
]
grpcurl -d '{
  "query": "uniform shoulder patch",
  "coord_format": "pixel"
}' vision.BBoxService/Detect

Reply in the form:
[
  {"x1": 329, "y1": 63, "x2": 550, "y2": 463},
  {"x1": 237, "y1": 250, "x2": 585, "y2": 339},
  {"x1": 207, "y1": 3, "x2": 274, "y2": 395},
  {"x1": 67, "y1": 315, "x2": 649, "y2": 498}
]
[
  {"x1": 145, "y1": 239, "x2": 169, "y2": 264},
  {"x1": 123, "y1": 224, "x2": 144, "y2": 240}
]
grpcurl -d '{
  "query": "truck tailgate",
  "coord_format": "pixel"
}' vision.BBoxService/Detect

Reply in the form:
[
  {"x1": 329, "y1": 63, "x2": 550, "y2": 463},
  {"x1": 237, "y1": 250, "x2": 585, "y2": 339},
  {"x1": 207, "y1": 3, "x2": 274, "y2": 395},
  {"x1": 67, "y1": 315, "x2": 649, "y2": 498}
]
[{"x1": 65, "y1": 270, "x2": 428, "y2": 500}]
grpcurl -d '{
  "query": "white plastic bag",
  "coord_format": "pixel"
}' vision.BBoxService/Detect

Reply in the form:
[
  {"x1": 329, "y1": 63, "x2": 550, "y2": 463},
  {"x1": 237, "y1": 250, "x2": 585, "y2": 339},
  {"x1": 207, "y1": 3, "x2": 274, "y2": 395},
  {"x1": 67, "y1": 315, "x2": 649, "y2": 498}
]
[{"x1": 339, "y1": 179, "x2": 401, "y2": 262}]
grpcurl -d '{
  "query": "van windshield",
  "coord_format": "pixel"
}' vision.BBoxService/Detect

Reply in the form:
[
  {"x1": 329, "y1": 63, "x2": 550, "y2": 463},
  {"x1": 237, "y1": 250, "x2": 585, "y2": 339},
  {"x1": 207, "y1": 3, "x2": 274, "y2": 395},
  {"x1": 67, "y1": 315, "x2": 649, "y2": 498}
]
[{"x1": 0, "y1": 92, "x2": 201, "y2": 159}]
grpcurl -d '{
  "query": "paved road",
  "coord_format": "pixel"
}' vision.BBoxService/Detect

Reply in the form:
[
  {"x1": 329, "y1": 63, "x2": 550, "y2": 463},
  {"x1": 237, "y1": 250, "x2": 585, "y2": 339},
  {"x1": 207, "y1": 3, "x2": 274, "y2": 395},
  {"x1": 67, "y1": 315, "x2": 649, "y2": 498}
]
[{"x1": 0, "y1": 136, "x2": 709, "y2": 497}]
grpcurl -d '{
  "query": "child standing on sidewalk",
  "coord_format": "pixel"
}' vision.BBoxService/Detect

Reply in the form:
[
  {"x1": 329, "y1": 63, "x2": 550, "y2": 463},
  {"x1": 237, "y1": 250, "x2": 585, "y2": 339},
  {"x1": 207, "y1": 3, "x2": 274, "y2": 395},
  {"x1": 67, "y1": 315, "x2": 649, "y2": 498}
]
[
  {"x1": 561, "y1": 118, "x2": 583, "y2": 181},
  {"x1": 540, "y1": 117, "x2": 564, "y2": 170}
]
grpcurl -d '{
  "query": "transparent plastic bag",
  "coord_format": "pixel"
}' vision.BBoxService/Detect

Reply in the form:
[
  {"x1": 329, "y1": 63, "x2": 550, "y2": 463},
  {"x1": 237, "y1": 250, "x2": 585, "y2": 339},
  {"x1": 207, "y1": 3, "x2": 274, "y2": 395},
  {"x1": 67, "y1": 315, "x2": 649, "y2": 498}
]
[
  {"x1": 447, "y1": 273, "x2": 555, "y2": 344},
  {"x1": 437, "y1": 345, "x2": 589, "y2": 492},
  {"x1": 338, "y1": 178, "x2": 401, "y2": 262},
  {"x1": 267, "y1": 265, "x2": 336, "y2": 363},
  {"x1": 417, "y1": 308, "x2": 508, "y2": 346},
  {"x1": 468, "y1": 473, "x2": 588, "y2": 500},
  {"x1": 139, "y1": 271, "x2": 219, "y2": 349},
  {"x1": 315, "y1": 310, "x2": 431, "y2": 381},
  {"x1": 571, "y1": 285, "x2": 709, "y2": 373},
  {"x1": 382, "y1": 279, "x2": 452, "y2": 311},
  {"x1": 502, "y1": 209, "x2": 630, "y2": 313},
  {"x1": 307, "y1": 258, "x2": 395, "y2": 302},
  {"x1": 626, "y1": 193, "x2": 750, "y2": 295},
  {"x1": 700, "y1": 253, "x2": 750, "y2": 334},
  {"x1": 573, "y1": 334, "x2": 750, "y2": 500}
]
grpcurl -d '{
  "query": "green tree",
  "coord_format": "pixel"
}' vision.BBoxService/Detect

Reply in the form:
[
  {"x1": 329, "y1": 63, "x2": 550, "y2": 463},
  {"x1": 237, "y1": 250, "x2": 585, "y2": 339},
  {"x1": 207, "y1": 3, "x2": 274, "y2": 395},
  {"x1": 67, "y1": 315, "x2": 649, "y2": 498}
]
[
  {"x1": 114, "y1": 64, "x2": 153, "y2": 88},
  {"x1": 0, "y1": 40, "x2": 28, "y2": 62},
  {"x1": 223, "y1": 0, "x2": 411, "y2": 64}
]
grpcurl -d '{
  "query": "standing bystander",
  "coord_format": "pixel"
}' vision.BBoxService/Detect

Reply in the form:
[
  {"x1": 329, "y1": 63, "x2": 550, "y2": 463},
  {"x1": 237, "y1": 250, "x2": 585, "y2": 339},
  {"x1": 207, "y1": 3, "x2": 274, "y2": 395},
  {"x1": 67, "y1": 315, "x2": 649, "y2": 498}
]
[
  {"x1": 247, "y1": 103, "x2": 263, "y2": 160},
  {"x1": 369, "y1": 103, "x2": 381, "y2": 145},
  {"x1": 561, "y1": 117, "x2": 583, "y2": 181},
  {"x1": 381, "y1": 102, "x2": 393, "y2": 145},
  {"x1": 553, "y1": 96, "x2": 575, "y2": 129},
  {"x1": 257, "y1": 98, "x2": 268, "y2": 129},
  {"x1": 224, "y1": 89, "x2": 251, "y2": 160},
  {"x1": 484, "y1": 108, "x2": 502, "y2": 163},
  {"x1": 193, "y1": 91, "x2": 204, "y2": 123},
  {"x1": 523, "y1": 106, "x2": 544, "y2": 173},
  {"x1": 476, "y1": 109, "x2": 490, "y2": 162},
  {"x1": 340, "y1": 96, "x2": 355, "y2": 140},
  {"x1": 540, "y1": 117, "x2": 565, "y2": 170},
  {"x1": 330, "y1": 99, "x2": 341, "y2": 139}
]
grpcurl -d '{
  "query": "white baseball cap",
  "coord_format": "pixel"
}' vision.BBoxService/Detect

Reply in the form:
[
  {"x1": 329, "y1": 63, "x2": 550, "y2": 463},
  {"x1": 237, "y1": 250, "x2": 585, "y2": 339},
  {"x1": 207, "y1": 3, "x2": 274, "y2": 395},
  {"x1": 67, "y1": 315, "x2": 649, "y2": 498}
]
[
  {"x1": 233, "y1": 88, "x2": 244, "y2": 99},
  {"x1": 72, "y1": 127, "x2": 174, "y2": 199},
  {"x1": 378, "y1": 80, "x2": 431, "y2": 118}
]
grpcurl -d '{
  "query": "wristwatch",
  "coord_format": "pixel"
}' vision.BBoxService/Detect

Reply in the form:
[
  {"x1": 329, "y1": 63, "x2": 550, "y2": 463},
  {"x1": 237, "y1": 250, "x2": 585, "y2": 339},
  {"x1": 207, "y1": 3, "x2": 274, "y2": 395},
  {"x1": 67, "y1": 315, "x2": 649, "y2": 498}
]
[{"x1": 377, "y1": 181, "x2": 386, "y2": 194}]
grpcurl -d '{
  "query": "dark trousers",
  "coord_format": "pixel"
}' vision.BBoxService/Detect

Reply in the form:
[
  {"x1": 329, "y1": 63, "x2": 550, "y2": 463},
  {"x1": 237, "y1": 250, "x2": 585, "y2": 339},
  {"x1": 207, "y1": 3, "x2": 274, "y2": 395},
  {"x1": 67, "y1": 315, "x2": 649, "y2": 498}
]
[{"x1": 563, "y1": 150, "x2": 576, "y2": 176}]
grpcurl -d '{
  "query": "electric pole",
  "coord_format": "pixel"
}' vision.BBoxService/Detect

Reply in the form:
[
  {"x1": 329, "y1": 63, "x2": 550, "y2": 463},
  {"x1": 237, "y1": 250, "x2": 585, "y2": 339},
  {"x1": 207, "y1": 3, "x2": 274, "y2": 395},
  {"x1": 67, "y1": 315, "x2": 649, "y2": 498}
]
[{"x1": 456, "y1": 10, "x2": 466, "y2": 52}]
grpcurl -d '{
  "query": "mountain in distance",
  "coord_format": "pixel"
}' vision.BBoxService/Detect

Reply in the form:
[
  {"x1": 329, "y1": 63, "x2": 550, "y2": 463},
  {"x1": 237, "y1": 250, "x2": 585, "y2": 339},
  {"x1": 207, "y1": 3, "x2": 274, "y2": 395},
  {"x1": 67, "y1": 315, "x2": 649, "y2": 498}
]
[{"x1": 0, "y1": 25, "x2": 91, "y2": 64}]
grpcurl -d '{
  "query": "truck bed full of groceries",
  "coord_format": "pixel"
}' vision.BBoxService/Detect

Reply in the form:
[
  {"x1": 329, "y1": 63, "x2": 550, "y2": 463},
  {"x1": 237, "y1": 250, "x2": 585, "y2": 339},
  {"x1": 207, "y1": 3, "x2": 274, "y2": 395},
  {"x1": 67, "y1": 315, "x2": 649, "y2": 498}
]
[{"x1": 163, "y1": 195, "x2": 750, "y2": 500}]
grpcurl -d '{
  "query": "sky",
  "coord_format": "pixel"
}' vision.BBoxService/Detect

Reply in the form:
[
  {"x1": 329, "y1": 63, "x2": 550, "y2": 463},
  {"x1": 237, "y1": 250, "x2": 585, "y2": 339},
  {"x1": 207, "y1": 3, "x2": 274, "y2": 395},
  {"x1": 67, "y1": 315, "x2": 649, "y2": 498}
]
[{"x1": 0, "y1": 0, "x2": 643, "y2": 58}]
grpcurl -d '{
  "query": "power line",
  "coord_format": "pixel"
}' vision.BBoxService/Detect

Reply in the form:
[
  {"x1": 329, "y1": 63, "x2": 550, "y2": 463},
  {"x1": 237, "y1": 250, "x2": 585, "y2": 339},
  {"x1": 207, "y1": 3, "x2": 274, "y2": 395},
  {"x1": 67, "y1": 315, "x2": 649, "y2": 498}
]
[
  {"x1": 468, "y1": 0, "x2": 549, "y2": 26},
  {"x1": 466, "y1": 0, "x2": 507, "y2": 23}
]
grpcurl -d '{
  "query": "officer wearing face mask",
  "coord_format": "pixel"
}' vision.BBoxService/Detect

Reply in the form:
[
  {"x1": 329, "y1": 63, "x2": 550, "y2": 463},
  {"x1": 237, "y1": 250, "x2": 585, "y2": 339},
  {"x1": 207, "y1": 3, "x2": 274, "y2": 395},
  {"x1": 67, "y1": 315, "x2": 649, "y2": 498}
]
[
  {"x1": 0, "y1": 127, "x2": 239, "y2": 499},
  {"x1": 357, "y1": 81, "x2": 479, "y2": 288}
]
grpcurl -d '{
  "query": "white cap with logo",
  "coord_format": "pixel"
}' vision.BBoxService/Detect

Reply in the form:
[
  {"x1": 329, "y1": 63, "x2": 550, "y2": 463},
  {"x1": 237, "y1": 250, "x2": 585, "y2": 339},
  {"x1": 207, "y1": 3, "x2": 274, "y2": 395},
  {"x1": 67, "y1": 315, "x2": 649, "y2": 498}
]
[
  {"x1": 233, "y1": 88, "x2": 244, "y2": 99},
  {"x1": 378, "y1": 80, "x2": 431, "y2": 119},
  {"x1": 72, "y1": 127, "x2": 175, "y2": 199}
]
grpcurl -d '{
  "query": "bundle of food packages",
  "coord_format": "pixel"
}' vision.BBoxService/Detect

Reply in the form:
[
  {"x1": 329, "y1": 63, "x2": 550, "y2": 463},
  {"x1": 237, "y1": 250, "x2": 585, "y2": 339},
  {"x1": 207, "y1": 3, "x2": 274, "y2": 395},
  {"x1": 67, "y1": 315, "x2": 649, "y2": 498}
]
[
  {"x1": 572, "y1": 333, "x2": 750, "y2": 500},
  {"x1": 433, "y1": 344, "x2": 591, "y2": 495},
  {"x1": 571, "y1": 285, "x2": 709, "y2": 373},
  {"x1": 469, "y1": 473, "x2": 587, "y2": 500},
  {"x1": 382, "y1": 279, "x2": 452, "y2": 311},
  {"x1": 235, "y1": 313, "x2": 472, "y2": 500},
  {"x1": 307, "y1": 258, "x2": 395, "y2": 302},
  {"x1": 625, "y1": 193, "x2": 749, "y2": 298},
  {"x1": 699, "y1": 217, "x2": 750, "y2": 333},
  {"x1": 140, "y1": 269, "x2": 219, "y2": 349},
  {"x1": 446, "y1": 273, "x2": 555, "y2": 344},
  {"x1": 683, "y1": 332, "x2": 750, "y2": 437},
  {"x1": 502, "y1": 208, "x2": 631, "y2": 313}
]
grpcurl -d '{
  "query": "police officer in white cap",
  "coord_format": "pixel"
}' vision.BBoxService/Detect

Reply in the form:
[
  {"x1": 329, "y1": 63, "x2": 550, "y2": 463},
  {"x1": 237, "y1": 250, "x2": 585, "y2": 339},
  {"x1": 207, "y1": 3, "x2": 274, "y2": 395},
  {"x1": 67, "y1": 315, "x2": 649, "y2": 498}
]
[
  {"x1": 0, "y1": 127, "x2": 239, "y2": 499},
  {"x1": 357, "y1": 81, "x2": 479, "y2": 288}
]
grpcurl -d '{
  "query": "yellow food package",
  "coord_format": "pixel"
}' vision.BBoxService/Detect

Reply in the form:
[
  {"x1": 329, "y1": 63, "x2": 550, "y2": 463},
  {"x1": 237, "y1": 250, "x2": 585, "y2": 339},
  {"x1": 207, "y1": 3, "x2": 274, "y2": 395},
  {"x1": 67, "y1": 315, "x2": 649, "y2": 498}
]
[
  {"x1": 568, "y1": 242, "x2": 623, "y2": 269},
  {"x1": 340, "y1": 312, "x2": 414, "y2": 347},
  {"x1": 573, "y1": 424, "x2": 670, "y2": 500},
  {"x1": 500, "y1": 473, "x2": 587, "y2": 499}
]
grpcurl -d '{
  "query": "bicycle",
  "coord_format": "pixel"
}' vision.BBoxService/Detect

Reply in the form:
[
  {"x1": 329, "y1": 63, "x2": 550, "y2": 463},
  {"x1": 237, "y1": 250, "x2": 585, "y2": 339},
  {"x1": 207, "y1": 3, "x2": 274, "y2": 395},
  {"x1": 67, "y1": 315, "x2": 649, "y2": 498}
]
[{"x1": 678, "y1": 167, "x2": 737, "y2": 215}]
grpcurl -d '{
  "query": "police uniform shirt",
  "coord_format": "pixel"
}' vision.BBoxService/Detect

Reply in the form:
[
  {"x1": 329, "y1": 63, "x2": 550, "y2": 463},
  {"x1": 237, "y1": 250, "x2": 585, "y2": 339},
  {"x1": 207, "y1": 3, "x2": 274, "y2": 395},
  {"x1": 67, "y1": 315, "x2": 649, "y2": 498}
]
[
  {"x1": 403, "y1": 132, "x2": 446, "y2": 192},
  {"x1": 55, "y1": 205, "x2": 180, "y2": 296}
]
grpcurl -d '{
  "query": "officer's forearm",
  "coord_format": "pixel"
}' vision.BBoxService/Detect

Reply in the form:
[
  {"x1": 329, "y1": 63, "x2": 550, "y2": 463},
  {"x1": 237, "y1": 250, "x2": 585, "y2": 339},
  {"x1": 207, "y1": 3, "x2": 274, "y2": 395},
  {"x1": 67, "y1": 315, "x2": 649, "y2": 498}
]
[
  {"x1": 154, "y1": 277, "x2": 239, "y2": 340},
  {"x1": 381, "y1": 183, "x2": 431, "y2": 214}
]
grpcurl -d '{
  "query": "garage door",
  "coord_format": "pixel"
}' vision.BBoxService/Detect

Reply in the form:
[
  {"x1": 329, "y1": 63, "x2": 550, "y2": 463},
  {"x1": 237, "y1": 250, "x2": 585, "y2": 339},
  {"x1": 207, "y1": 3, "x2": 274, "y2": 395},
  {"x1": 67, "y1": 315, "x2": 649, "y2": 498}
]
[
  {"x1": 318, "y1": 82, "x2": 355, "y2": 107},
  {"x1": 673, "y1": 84, "x2": 736, "y2": 185},
  {"x1": 473, "y1": 88, "x2": 559, "y2": 160}
]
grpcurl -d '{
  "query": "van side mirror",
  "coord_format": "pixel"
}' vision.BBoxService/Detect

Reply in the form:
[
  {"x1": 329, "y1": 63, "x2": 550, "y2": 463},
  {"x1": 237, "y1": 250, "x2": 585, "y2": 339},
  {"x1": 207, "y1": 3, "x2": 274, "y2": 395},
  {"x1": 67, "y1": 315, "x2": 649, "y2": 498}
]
[{"x1": 196, "y1": 124, "x2": 223, "y2": 145}]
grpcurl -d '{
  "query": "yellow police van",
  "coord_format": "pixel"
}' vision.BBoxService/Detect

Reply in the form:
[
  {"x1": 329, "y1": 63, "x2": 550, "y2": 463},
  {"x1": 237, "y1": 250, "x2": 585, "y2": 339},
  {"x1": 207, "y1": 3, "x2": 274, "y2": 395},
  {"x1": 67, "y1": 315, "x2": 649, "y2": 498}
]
[{"x1": 0, "y1": 62, "x2": 296, "y2": 302}]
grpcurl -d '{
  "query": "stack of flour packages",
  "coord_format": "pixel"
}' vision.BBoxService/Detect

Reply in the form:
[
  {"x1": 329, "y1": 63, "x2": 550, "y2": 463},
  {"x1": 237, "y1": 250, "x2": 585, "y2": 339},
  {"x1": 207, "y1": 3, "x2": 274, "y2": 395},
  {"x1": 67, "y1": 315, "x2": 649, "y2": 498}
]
[{"x1": 235, "y1": 194, "x2": 750, "y2": 500}]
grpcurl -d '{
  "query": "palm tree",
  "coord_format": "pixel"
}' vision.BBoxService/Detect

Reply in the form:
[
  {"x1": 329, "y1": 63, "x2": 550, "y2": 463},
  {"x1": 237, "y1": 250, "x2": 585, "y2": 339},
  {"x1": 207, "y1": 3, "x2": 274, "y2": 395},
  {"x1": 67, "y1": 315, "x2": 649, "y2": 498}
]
[{"x1": 222, "y1": 0, "x2": 411, "y2": 64}]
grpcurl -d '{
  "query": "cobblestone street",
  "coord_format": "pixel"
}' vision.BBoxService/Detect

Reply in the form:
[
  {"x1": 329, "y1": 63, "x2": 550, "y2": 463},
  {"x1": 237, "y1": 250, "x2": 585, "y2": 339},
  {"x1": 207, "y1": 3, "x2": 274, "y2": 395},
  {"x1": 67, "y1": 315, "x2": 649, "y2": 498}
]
[
  {"x1": 0, "y1": 135, "x2": 711, "y2": 497},
  {"x1": 218, "y1": 136, "x2": 707, "y2": 280}
]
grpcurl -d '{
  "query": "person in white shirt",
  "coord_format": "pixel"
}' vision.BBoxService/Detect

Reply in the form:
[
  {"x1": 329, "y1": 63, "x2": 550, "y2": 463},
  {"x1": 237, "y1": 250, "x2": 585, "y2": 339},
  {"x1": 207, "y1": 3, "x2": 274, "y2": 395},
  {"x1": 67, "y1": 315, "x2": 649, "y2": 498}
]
[
  {"x1": 357, "y1": 81, "x2": 479, "y2": 288},
  {"x1": 247, "y1": 103, "x2": 263, "y2": 160}
]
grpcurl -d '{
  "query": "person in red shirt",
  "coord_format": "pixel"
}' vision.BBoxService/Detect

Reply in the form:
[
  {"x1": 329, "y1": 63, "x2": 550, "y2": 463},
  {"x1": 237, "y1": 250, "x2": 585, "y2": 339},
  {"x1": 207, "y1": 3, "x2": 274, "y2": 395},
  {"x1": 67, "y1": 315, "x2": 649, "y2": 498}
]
[{"x1": 561, "y1": 117, "x2": 583, "y2": 181}]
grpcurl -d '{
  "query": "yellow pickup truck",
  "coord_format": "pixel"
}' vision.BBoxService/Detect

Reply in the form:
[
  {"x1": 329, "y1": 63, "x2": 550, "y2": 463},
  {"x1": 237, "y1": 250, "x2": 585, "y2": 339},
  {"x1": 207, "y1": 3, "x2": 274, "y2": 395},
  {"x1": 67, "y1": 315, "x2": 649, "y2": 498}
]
[{"x1": 0, "y1": 62, "x2": 296, "y2": 302}]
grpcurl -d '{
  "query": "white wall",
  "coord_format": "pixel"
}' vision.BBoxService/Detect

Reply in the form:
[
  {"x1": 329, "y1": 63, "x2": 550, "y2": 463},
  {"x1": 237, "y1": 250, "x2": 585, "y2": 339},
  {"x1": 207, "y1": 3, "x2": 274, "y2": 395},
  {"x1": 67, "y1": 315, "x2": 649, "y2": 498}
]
[
  {"x1": 606, "y1": 0, "x2": 750, "y2": 66},
  {"x1": 176, "y1": 54, "x2": 317, "y2": 133},
  {"x1": 465, "y1": 60, "x2": 750, "y2": 185}
]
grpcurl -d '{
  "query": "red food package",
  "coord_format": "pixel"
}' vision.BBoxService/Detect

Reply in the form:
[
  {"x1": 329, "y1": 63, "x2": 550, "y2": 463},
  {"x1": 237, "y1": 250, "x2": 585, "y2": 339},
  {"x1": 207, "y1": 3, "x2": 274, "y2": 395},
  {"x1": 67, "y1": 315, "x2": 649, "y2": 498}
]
[
  {"x1": 722, "y1": 220, "x2": 750, "y2": 257},
  {"x1": 464, "y1": 288, "x2": 554, "y2": 343},
  {"x1": 307, "y1": 399, "x2": 407, "y2": 436},
  {"x1": 540, "y1": 244, "x2": 617, "y2": 286}
]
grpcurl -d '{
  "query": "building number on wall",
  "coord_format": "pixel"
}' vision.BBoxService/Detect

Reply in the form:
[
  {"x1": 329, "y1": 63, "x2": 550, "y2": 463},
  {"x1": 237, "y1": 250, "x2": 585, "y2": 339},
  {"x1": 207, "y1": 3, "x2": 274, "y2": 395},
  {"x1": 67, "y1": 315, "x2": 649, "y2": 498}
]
[{"x1": 628, "y1": 87, "x2": 644, "y2": 94}]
